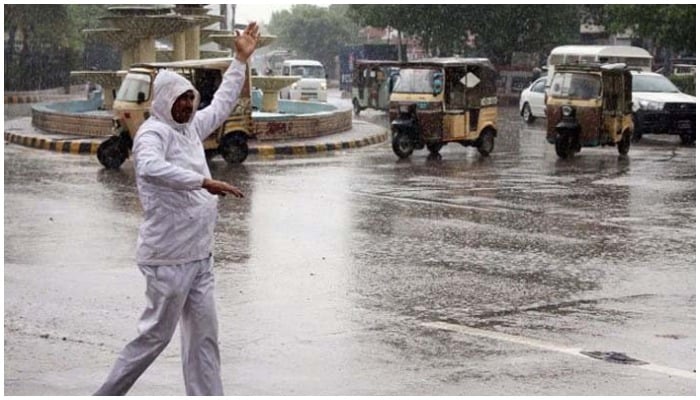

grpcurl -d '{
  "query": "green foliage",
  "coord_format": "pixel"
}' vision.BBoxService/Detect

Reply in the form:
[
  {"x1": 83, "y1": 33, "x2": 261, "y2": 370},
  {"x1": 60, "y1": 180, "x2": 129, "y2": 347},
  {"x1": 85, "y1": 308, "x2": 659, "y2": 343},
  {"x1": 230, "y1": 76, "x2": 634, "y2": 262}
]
[
  {"x1": 268, "y1": 5, "x2": 361, "y2": 77},
  {"x1": 669, "y1": 75, "x2": 696, "y2": 96},
  {"x1": 348, "y1": 5, "x2": 580, "y2": 64},
  {"x1": 598, "y1": 5, "x2": 695, "y2": 53},
  {"x1": 4, "y1": 4, "x2": 112, "y2": 90}
]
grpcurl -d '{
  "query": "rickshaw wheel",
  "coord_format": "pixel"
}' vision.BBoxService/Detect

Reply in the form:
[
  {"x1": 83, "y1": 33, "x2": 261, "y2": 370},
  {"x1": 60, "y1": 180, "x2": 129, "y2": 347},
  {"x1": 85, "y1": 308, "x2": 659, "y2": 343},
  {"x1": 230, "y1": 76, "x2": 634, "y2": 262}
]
[
  {"x1": 219, "y1": 132, "x2": 249, "y2": 164},
  {"x1": 555, "y1": 133, "x2": 575, "y2": 159},
  {"x1": 427, "y1": 142, "x2": 443, "y2": 155},
  {"x1": 478, "y1": 129, "x2": 495, "y2": 156},
  {"x1": 680, "y1": 134, "x2": 694, "y2": 146},
  {"x1": 392, "y1": 130, "x2": 414, "y2": 159},
  {"x1": 352, "y1": 99, "x2": 361, "y2": 116},
  {"x1": 617, "y1": 131, "x2": 631, "y2": 155},
  {"x1": 521, "y1": 104, "x2": 534, "y2": 123},
  {"x1": 97, "y1": 135, "x2": 129, "y2": 170}
]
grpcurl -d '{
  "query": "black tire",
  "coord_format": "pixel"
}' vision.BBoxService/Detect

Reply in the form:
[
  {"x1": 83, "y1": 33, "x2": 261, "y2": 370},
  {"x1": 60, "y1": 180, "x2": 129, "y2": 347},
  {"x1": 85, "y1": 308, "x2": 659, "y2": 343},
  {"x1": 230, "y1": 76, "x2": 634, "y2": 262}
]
[
  {"x1": 219, "y1": 132, "x2": 249, "y2": 164},
  {"x1": 97, "y1": 135, "x2": 128, "y2": 170},
  {"x1": 427, "y1": 142, "x2": 443, "y2": 155},
  {"x1": 204, "y1": 149, "x2": 218, "y2": 161},
  {"x1": 555, "y1": 133, "x2": 575, "y2": 159},
  {"x1": 353, "y1": 99, "x2": 361, "y2": 116},
  {"x1": 521, "y1": 103, "x2": 534, "y2": 123},
  {"x1": 631, "y1": 129, "x2": 642, "y2": 143},
  {"x1": 478, "y1": 129, "x2": 495, "y2": 157},
  {"x1": 392, "y1": 130, "x2": 414, "y2": 159},
  {"x1": 680, "y1": 134, "x2": 695, "y2": 146},
  {"x1": 617, "y1": 131, "x2": 631, "y2": 155}
]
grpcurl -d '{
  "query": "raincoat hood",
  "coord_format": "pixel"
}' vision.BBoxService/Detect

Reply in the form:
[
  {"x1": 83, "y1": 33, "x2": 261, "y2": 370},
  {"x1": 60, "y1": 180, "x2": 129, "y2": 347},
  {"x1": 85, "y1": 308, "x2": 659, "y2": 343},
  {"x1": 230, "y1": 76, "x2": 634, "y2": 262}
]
[{"x1": 150, "y1": 70, "x2": 201, "y2": 128}]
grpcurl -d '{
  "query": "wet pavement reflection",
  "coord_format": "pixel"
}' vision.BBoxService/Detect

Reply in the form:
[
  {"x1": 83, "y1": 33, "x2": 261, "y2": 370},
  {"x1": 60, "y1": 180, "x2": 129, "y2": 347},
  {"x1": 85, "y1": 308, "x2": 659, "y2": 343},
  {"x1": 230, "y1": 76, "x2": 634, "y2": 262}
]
[{"x1": 4, "y1": 106, "x2": 695, "y2": 395}]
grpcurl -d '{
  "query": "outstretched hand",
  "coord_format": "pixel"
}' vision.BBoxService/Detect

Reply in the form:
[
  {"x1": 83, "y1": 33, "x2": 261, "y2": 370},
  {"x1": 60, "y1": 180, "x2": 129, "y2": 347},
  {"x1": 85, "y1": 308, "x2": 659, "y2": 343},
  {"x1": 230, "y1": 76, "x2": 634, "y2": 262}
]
[
  {"x1": 202, "y1": 178, "x2": 244, "y2": 198},
  {"x1": 234, "y1": 22, "x2": 260, "y2": 63}
]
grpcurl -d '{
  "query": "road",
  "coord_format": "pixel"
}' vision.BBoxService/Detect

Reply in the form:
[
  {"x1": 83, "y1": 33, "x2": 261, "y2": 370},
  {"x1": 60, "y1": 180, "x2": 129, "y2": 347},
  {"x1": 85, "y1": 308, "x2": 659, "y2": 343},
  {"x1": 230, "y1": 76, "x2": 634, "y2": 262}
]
[{"x1": 4, "y1": 98, "x2": 696, "y2": 395}]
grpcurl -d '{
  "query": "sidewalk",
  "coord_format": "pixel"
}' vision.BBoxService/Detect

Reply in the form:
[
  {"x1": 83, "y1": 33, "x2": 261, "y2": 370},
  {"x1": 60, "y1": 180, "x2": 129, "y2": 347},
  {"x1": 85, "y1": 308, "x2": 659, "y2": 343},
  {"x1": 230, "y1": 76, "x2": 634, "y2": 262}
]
[{"x1": 3, "y1": 117, "x2": 388, "y2": 159}]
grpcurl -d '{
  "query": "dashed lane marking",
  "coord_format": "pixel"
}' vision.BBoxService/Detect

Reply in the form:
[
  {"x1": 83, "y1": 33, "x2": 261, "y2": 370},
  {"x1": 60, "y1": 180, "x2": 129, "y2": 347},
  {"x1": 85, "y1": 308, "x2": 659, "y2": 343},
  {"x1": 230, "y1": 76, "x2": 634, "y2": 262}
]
[{"x1": 421, "y1": 321, "x2": 695, "y2": 380}]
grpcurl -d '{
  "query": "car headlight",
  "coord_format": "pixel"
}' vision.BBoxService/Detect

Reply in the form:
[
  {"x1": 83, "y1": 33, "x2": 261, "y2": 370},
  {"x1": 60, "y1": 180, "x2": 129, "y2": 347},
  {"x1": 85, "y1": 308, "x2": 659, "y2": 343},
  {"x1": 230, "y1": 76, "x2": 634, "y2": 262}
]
[
  {"x1": 562, "y1": 105, "x2": 574, "y2": 117},
  {"x1": 291, "y1": 83, "x2": 298, "y2": 89},
  {"x1": 320, "y1": 82, "x2": 327, "y2": 90},
  {"x1": 639, "y1": 100, "x2": 664, "y2": 111}
]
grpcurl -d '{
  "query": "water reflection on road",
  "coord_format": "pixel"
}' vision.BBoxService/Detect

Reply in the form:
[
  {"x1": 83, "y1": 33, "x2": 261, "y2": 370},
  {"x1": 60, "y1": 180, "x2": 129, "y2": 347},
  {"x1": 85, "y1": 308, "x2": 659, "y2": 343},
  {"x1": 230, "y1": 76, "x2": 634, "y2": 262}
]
[{"x1": 3, "y1": 106, "x2": 695, "y2": 395}]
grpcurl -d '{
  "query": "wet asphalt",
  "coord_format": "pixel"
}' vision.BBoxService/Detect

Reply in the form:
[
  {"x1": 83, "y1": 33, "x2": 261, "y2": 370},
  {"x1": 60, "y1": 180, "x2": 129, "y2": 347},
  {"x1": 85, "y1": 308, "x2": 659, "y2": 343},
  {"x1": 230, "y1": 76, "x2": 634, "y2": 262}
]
[{"x1": 4, "y1": 100, "x2": 696, "y2": 395}]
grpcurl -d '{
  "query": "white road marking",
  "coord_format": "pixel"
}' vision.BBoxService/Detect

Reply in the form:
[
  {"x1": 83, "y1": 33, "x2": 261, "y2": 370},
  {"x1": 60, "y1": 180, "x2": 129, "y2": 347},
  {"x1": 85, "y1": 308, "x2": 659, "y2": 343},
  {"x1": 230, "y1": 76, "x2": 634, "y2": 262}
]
[{"x1": 422, "y1": 321, "x2": 695, "y2": 380}]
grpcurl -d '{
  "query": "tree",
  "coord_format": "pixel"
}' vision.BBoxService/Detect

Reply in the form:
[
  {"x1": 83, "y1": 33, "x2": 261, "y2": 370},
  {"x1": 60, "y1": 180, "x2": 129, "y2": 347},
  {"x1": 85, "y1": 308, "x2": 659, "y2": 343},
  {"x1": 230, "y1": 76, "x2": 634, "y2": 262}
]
[
  {"x1": 268, "y1": 4, "x2": 361, "y2": 77},
  {"x1": 4, "y1": 4, "x2": 113, "y2": 90},
  {"x1": 348, "y1": 5, "x2": 580, "y2": 64},
  {"x1": 600, "y1": 5, "x2": 695, "y2": 54}
]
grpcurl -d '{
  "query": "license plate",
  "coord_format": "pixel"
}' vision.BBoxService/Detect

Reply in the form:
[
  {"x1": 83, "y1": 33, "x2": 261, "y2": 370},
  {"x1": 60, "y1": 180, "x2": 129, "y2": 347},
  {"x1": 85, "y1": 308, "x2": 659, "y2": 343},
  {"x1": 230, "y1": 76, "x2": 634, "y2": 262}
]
[{"x1": 676, "y1": 120, "x2": 691, "y2": 130}]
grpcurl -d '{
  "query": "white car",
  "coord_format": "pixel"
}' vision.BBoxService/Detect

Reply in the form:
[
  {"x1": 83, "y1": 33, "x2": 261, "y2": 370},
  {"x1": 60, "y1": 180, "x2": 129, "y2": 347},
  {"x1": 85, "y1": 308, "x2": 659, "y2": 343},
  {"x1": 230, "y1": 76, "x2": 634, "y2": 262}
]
[
  {"x1": 278, "y1": 59, "x2": 328, "y2": 102},
  {"x1": 631, "y1": 71, "x2": 696, "y2": 145},
  {"x1": 519, "y1": 77, "x2": 547, "y2": 123}
]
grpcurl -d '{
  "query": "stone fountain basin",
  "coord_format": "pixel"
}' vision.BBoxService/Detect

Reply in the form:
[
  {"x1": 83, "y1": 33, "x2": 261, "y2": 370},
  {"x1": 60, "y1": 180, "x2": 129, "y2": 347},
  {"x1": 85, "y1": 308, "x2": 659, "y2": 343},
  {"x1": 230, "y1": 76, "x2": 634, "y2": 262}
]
[
  {"x1": 208, "y1": 34, "x2": 276, "y2": 50},
  {"x1": 251, "y1": 76, "x2": 301, "y2": 91}
]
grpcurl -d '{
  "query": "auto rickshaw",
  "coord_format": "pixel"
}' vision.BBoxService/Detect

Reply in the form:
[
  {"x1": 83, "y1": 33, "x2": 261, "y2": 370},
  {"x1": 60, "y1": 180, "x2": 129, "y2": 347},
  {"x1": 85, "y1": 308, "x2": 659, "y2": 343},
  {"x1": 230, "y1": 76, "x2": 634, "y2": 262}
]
[
  {"x1": 97, "y1": 57, "x2": 253, "y2": 169},
  {"x1": 351, "y1": 60, "x2": 400, "y2": 115},
  {"x1": 545, "y1": 63, "x2": 633, "y2": 159},
  {"x1": 388, "y1": 57, "x2": 498, "y2": 159}
]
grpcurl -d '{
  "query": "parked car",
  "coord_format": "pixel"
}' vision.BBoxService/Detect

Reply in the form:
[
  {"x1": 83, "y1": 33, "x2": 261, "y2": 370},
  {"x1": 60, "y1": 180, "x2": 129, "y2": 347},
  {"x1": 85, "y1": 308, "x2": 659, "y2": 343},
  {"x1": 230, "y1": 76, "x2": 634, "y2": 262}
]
[
  {"x1": 631, "y1": 71, "x2": 696, "y2": 145},
  {"x1": 519, "y1": 76, "x2": 547, "y2": 123}
]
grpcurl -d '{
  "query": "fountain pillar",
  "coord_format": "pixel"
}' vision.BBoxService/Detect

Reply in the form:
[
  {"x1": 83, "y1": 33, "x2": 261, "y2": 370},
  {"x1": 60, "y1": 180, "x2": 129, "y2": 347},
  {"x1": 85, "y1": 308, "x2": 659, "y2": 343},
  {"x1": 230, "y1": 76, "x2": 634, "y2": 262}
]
[
  {"x1": 121, "y1": 48, "x2": 135, "y2": 70},
  {"x1": 137, "y1": 37, "x2": 156, "y2": 63},
  {"x1": 185, "y1": 27, "x2": 200, "y2": 59},
  {"x1": 172, "y1": 32, "x2": 186, "y2": 61},
  {"x1": 251, "y1": 76, "x2": 301, "y2": 112}
]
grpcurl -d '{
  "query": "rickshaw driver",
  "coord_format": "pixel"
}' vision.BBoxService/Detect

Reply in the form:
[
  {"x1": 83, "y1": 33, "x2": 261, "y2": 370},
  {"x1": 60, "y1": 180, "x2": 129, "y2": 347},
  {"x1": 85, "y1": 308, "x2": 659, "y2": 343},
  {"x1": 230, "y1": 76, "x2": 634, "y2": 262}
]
[{"x1": 447, "y1": 72, "x2": 467, "y2": 109}]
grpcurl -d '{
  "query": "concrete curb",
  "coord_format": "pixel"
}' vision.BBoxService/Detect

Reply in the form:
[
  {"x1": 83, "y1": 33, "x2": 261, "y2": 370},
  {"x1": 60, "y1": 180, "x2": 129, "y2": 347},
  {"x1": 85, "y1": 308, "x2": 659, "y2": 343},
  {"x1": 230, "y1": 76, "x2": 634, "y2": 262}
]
[
  {"x1": 250, "y1": 131, "x2": 388, "y2": 158},
  {"x1": 4, "y1": 95, "x2": 44, "y2": 104},
  {"x1": 5, "y1": 128, "x2": 389, "y2": 159},
  {"x1": 4, "y1": 132, "x2": 101, "y2": 155}
]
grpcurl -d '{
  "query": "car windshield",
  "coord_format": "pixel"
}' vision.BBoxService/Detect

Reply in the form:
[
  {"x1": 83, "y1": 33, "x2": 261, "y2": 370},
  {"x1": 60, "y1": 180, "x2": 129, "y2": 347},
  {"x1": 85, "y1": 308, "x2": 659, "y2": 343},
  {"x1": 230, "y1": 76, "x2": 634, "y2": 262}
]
[
  {"x1": 116, "y1": 72, "x2": 151, "y2": 102},
  {"x1": 393, "y1": 68, "x2": 441, "y2": 94},
  {"x1": 290, "y1": 65, "x2": 325, "y2": 78},
  {"x1": 632, "y1": 74, "x2": 680, "y2": 93},
  {"x1": 549, "y1": 72, "x2": 601, "y2": 100}
]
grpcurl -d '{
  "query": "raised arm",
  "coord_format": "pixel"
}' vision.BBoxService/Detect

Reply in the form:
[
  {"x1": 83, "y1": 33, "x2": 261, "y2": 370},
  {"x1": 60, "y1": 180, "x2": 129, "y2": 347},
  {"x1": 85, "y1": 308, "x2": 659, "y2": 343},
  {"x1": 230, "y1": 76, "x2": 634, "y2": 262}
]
[{"x1": 192, "y1": 22, "x2": 260, "y2": 140}]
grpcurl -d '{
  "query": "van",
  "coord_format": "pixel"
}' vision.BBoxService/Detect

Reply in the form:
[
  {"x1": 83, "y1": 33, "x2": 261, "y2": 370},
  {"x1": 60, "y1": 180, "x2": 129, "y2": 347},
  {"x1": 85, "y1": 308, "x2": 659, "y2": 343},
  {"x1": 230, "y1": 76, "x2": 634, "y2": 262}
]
[
  {"x1": 278, "y1": 59, "x2": 328, "y2": 101},
  {"x1": 546, "y1": 45, "x2": 652, "y2": 84}
]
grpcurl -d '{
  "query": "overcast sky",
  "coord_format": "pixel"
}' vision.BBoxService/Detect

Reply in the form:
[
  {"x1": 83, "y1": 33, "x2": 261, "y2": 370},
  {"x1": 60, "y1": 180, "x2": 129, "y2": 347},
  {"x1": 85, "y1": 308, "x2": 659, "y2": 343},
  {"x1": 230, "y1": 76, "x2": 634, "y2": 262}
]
[{"x1": 235, "y1": 3, "x2": 333, "y2": 25}]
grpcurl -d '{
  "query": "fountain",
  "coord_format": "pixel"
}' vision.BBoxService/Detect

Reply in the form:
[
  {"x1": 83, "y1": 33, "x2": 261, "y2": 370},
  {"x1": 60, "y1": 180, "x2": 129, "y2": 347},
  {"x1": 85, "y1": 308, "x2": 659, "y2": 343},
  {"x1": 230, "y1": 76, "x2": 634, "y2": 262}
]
[
  {"x1": 208, "y1": 33, "x2": 301, "y2": 113},
  {"x1": 28, "y1": 8, "x2": 354, "y2": 155}
]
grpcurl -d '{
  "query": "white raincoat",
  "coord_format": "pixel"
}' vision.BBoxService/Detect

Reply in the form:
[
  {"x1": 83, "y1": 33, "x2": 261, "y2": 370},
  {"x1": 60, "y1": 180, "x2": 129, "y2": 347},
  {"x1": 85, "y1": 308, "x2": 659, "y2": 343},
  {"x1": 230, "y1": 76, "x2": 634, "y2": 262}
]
[
  {"x1": 95, "y1": 59, "x2": 247, "y2": 396},
  {"x1": 132, "y1": 59, "x2": 246, "y2": 265}
]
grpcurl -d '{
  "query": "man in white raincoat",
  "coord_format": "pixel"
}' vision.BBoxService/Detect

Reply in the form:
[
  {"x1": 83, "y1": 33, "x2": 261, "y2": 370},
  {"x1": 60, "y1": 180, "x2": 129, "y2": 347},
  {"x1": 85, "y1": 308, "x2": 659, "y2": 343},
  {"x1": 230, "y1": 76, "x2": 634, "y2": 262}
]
[{"x1": 95, "y1": 22, "x2": 260, "y2": 396}]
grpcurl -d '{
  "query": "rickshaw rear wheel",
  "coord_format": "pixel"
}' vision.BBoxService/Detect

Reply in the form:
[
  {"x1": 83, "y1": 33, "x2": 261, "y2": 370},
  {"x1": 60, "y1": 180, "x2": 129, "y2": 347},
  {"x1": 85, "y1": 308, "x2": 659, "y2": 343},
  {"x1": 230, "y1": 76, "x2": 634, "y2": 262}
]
[
  {"x1": 204, "y1": 149, "x2": 218, "y2": 161},
  {"x1": 352, "y1": 99, "x2": 361, "y2": 116},
  {"x1": 427, "y1": 142, "x2": 443, "y2": 155},
  {"x1": 392, "y1": 130, "x2": 414, "y2": 159},
  {"x1": 617, "y1": 131, "x2": 631, "y2": 155},
  {"x1": 680, "y1": 134, "x2": 694, "y2": 146},
  {"x1": 521, "y1": 103, "x2": 534, "y2": 123},
  {"x1": 478, "y1": 129, "x2": 495, "y2": 156},
  {"x1": 219, "y1": 131, "x2": 249, "y2": 164},
  {"x1": 555, "y1": 133, "x2": 575, "y2": 159},
  {"x1": 97, "y1": 135, "x2": 129, "y2": 170}
]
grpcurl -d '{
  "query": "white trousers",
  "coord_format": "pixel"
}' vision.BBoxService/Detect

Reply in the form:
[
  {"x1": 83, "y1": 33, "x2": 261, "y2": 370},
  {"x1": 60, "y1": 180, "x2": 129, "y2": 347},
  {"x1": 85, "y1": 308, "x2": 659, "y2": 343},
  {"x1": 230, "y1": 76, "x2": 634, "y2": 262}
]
[{"x1": 95, "y1": 256, "x2": 223, "y2": 396}]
